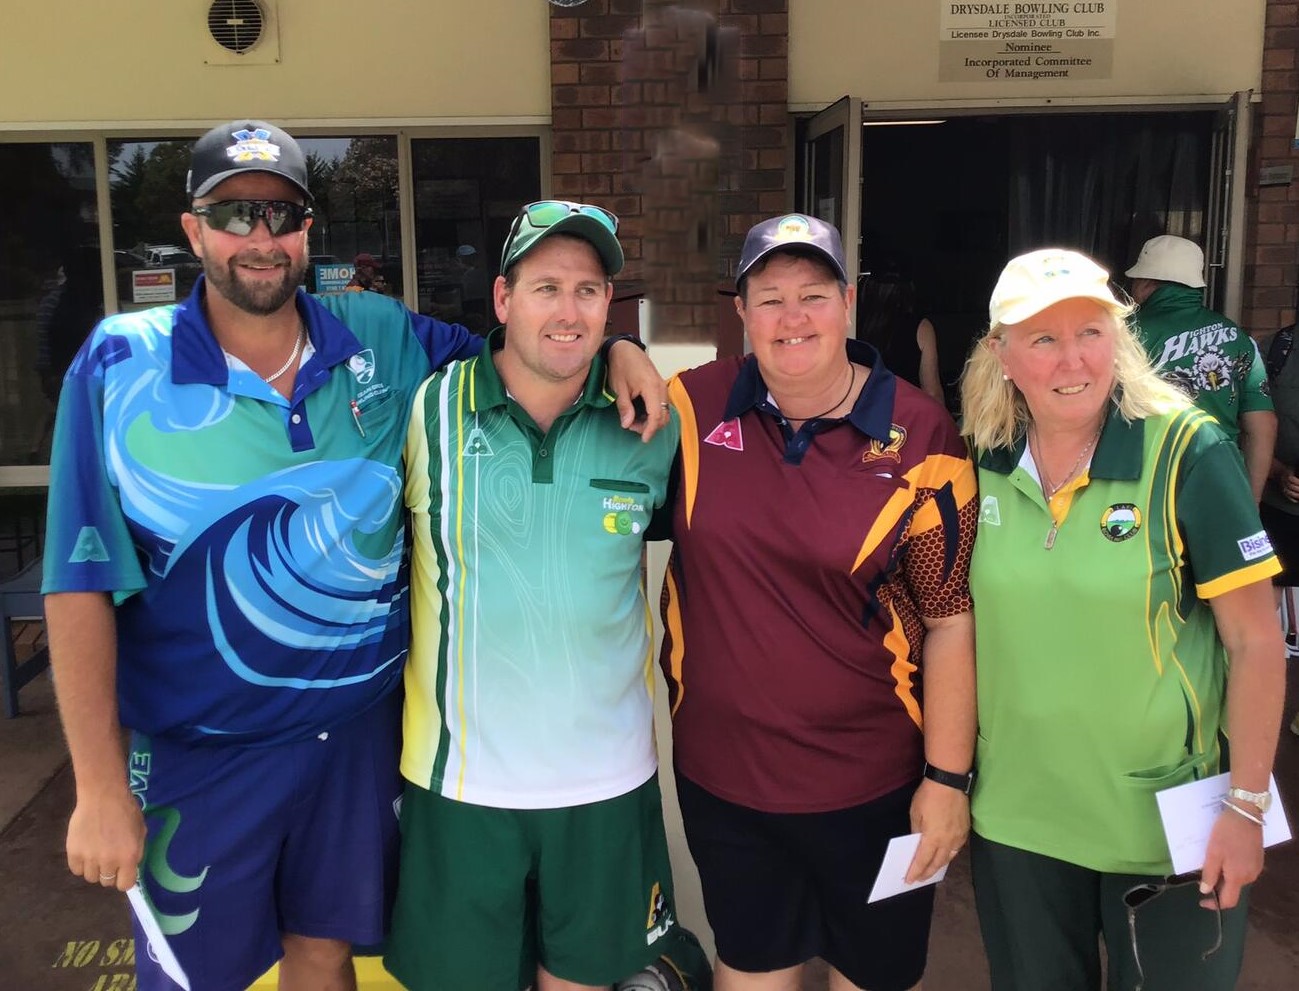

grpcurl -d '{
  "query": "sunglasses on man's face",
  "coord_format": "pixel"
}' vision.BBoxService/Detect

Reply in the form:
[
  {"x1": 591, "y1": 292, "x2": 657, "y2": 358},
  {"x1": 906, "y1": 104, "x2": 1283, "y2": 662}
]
[
  {"x1": 192, "y1": 199, "x2": 313, "y2": 237},
  {"x1": 500, "y1": 200, "x2": 619, "y2": 267}
]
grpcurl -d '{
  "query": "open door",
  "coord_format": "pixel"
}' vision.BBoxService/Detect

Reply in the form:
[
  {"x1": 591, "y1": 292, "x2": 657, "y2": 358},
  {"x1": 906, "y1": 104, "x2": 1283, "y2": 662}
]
[
  {"x1": 799, "y1": 96, "x2": 863, "y2": 325},
  {"x1": 1205, "y1": 91, "x2": 1250, "y2": 318}
]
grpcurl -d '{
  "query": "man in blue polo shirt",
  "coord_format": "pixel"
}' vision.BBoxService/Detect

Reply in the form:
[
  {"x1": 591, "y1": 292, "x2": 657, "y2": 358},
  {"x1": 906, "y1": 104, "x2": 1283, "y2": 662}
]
[{"x1": 40, "y1": 120, "x2": 667, "y2": 991}]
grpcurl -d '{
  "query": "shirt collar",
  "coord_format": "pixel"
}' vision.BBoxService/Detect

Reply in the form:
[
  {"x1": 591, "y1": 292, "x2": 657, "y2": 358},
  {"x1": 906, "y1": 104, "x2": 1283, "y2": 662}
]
[
  {"x1": 977, "y1": 402, "x2": 1144, "y2": 480},
  {"x1": 171, "y1": 275, "x2": 366, "y2": 386},
  {"x1": 722, "y1": 338, "x2": 898, "y2": 443},
  {"x1": 464, "y1": 326, "x2": 614, "y2": 413}
]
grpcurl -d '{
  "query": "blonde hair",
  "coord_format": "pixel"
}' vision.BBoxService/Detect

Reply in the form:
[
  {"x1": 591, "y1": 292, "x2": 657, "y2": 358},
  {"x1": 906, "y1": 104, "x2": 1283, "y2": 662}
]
[{"x1": 959, "y1": 302, "x2": 1190, "y2": 451}]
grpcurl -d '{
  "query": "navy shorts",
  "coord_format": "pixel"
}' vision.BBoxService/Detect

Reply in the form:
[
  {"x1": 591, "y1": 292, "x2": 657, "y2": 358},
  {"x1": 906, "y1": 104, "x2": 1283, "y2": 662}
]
[
  {"x1": 128, "y1": 690, "x2": 403, "y2": 991},
  {"x1": 675, "y1": 771, "x2": 933, "y2": 991}
]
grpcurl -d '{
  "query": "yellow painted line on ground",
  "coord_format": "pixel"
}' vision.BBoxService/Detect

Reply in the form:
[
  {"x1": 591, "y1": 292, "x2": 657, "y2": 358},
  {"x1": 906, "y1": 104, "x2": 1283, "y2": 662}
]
[{"x1": 252, "y1": 956, "x2": 400, "y2": 989}]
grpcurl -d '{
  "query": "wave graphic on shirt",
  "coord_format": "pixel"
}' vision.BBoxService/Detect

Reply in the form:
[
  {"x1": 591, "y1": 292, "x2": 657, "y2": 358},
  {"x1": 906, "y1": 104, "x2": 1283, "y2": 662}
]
[{"x1": 104, "y1": 344, "x2": 406, "y2": 690}]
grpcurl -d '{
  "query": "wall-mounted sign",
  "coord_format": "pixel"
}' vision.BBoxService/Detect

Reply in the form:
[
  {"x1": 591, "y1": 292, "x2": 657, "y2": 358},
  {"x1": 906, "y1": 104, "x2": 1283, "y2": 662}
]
[
  {"x1": 1260, "y1": 165, "x2": 1294, "y2": 188},
  {"x1": 315, "y1": 263, "x2": 355, "y2": 294},
  {"x1": 132, "y1": 269, "x2": 176, "y2": 304},
  {"x1": 939, "y1": 2, "x2": 1117, "y2": 83}
]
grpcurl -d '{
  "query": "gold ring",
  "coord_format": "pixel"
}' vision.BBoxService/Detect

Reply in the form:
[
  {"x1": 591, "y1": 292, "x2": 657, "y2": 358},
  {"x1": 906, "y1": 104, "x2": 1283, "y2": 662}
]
[
  {"x1": 99, "y1": 872, "x2": 117, "y2": 881},
  {"x1": 659, "y1": 402, "x2": 670, "y2": 410}
]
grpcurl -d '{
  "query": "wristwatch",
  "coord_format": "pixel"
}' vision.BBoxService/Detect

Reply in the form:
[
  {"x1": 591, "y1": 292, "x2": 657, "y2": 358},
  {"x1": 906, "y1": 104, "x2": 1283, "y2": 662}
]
[
  {"x1": 1227, "y1": 786, "x2": 1272, "y2": 814},
  {"x1": 923, "y1": 762, "x2": 976, "y2": 795}
]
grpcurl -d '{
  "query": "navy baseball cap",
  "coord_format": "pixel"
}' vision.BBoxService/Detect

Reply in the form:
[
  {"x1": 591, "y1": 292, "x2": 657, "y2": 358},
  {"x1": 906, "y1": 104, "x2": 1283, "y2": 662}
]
[
  {"x1": 736, "y1": 213, "x2": 848, "y2": 286},
  {"x1": 187, "y1": 120, "x2": 311, "y2": 202}
]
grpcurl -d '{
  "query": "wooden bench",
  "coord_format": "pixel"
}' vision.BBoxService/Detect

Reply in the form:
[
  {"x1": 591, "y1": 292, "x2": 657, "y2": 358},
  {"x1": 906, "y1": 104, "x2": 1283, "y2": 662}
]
[{"x1": 1, "y1": 558, "x2": 49, "y2": 717}]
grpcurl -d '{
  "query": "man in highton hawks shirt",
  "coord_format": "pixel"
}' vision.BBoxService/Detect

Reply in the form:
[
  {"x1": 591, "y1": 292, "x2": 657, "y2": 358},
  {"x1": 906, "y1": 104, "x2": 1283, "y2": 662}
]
[
  {"x1": 1127, "y1": 234, "x2": 1276, "y2": 499},
  {"x1": 386, "y1": 201, "x2": 681, "y2": 991}
]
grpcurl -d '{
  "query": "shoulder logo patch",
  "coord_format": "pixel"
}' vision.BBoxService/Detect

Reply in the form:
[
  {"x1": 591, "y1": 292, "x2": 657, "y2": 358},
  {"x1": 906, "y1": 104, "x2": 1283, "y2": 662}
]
[
  {"x1": 1238, "y1": 530, "x2": 1274, "y2": 562},
  {"x1": 704, "y1": 418, "x2": 743, "y2": 451},
  {"x1": 978, "y1": 495, "x2": 1001, "y2": 526},
  {"x1": 862, "y1": 424, "x2": 907, "y2": 465},
  {"x1": 69, "y1": 526, "x2": 110, "y2": 564},
  {"x1": 347, "y1": 349, "x2": 376, "y2": 385},
  {"x1": 1100, "y1": 504, "x2": 1142, "y2": 542}
]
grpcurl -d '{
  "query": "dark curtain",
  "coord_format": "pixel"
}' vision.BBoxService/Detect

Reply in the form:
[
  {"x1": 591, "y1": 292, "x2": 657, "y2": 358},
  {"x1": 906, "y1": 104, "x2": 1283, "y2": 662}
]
[{"x1": 1006, "y1": 112, "x2": 1210, "y2": 279}]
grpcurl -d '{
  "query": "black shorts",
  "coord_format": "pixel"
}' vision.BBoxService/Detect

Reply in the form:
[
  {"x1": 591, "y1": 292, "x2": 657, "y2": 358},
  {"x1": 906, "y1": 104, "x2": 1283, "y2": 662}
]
[
  {"x1": 1260, "y1": 502, "x2": 1299, "y2": 585},
  {"x1": 675, "y1": 771, "x2": 933, "y2": 991}
]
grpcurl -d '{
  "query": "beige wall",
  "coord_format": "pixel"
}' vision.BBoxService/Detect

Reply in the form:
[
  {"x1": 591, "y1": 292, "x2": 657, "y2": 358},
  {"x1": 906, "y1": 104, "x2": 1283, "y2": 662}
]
[
  {"x1": 790, "y1": 0, "x2": 1266, "y2": 109},
  {"x1": 0, "y1": 1, "x2": 550, "y2": 128}
]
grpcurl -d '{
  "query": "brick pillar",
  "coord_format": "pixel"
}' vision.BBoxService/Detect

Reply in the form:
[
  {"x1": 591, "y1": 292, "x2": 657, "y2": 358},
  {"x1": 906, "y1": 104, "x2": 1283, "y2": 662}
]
[
  {"x1": 550, "y1": 0, "x2": 789, "y2": 345},
  {"x1": 1245, "y1": 0, "x2": 1299, "y2": 335}
]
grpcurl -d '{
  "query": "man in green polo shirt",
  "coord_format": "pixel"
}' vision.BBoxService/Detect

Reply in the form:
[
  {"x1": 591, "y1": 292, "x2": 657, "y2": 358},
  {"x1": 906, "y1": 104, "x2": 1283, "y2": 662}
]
[
  {"x1": 385, "y1": 201, "x2": 682, "y2": 991},
  {"x1": 1127, "y1": 234, "x2": 1276, "y2": 499}
]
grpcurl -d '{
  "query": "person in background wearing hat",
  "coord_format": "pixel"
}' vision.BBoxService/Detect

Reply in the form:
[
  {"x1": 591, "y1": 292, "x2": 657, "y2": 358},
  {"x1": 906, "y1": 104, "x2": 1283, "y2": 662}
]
[
  {"x1": 655, "y1": 214, "x2": 977, "y2": 991},
  {"x1": 961, "y1": 248, "x2": 1284, "y2": 990},
  {"x1": 1126, "y1": 234, "x2": 1276, "y2": 500},
  {"x1": 39, "y1": 122, "x2": 668, "y2": 991},
  {"x1": 384, "y1": 200, "x2": 681, "y2": 991},
  {"x1": 345, "y1": 250, "x2": 383, "y2": 292}
]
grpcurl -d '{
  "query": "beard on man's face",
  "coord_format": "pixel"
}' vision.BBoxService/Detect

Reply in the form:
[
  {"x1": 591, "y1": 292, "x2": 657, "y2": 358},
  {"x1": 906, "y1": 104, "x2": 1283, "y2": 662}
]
[{"x1": 203, "y1": 249, "x2": 307, "y2": 316}]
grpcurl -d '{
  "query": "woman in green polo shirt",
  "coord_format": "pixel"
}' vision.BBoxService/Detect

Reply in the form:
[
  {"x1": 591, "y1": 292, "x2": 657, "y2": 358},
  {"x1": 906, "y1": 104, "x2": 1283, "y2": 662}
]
[{"x1": 959, "y1": 248, "x2": 1285, "y2": 991}]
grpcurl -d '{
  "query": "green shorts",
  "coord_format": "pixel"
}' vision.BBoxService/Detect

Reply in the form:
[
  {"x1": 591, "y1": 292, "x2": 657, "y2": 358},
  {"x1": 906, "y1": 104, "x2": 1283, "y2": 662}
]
[{"x1": 385, "y1": 775, "x2": 677, "y2": 991}]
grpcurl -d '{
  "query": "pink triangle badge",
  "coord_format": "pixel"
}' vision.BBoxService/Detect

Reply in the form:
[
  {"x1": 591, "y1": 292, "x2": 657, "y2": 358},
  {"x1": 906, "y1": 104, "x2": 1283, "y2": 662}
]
[{"x1": 704, "y1": 418, "x2": 744, "y2": 451}]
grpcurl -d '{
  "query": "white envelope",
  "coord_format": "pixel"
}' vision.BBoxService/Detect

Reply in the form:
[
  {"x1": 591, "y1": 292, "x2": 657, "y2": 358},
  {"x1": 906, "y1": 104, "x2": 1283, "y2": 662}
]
[
  {"x1": 1155, "y1": 772, "x2": 1291, "y2": 876},
  {"x1": 866, "y1": 832, "x2": 949, "y2": 903},
  {"x1": 126, "y1": 885, "x2": 191, "y2": 990}
]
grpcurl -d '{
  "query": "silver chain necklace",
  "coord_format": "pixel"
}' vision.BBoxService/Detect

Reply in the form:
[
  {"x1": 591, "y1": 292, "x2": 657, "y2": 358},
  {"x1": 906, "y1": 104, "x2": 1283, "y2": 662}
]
[
  {"x1": 1030, "y1": 424, "x2": 1100, "y2": 500},
  {"x1": 1031, "y1": 424, "x2": 1101, "y2": 550},
  {"x1": 263, "y1": 327, "x2": 305, "y2": 385}
]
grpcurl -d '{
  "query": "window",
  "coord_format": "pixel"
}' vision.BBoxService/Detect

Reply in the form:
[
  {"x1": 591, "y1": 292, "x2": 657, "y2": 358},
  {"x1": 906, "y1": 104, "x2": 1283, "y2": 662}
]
[
  {"x1": 299, "y1": 136, "x2": 401, "y2": 297},
  {"x1": 0, "y1": 142, "x2": 100, "y2": 467},
  {"x1": 109, "y1": 138, "x2": 202, "y2": 314},
  {"x1": 411, "y1": 137, "x2": 541, "y2": 335}
]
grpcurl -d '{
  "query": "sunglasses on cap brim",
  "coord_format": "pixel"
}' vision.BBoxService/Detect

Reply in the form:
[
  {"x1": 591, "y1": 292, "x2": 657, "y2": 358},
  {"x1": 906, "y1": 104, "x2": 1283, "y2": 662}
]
[
  {"x1": 500, "y1": 200, "x2": 618, "y2": 266},
  {"x1": 192, "y1": 199, "x2": 313, "y2": 237}
]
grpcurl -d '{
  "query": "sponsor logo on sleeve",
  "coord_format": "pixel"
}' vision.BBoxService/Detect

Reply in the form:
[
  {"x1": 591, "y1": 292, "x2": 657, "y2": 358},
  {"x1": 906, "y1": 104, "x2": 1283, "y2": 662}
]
[
  {"x1": 69, "y1": 526, "x2": 111, "y2": 564},
  {"x1": 1238, "y1": 530, "x2": 1274, "y2": 562}
]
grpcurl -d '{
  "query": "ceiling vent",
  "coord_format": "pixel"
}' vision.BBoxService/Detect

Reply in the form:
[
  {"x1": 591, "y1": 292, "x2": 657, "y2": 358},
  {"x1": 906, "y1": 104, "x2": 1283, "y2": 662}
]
[{"x1": 205, "y1": 0, "x2": 280, "y2": 65}]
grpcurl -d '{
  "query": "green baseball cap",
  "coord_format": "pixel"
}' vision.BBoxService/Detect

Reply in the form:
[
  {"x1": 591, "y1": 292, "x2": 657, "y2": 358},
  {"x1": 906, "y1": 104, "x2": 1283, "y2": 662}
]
[{"x1": 500, "y1": 200, "x2": 624, "y2": 276}]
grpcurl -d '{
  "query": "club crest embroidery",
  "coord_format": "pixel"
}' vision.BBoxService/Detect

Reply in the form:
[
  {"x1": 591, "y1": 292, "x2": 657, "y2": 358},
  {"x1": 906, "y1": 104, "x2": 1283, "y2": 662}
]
[
  {"x1": 1100, "y1": 503, "x2": 1141, "y2": 542},
  {"x1": 773, "y1": 214, "x2": 815, "y2": 244},
  {"x1": 348, "y1": 349, "x2": 376, "y2": 384},
  {"x1": 704, "y1": 418, "x2": 744, "y2": 451},
  {"x1": 861, "y1": 424, "x2": 907, "y2": 465},
  {"x1": 226, "y1": 127, "x2": 281, "y2": 164}
]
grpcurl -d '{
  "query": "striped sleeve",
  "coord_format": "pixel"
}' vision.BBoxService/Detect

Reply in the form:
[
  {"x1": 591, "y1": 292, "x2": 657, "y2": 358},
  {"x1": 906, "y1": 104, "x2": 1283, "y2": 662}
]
[{"x1": 1176, "y1": 414, "x2": 1281, "y2": 598}]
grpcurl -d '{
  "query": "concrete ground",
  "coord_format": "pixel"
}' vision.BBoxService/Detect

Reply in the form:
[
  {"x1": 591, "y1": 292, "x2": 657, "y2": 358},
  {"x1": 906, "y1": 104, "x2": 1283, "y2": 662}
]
[{"x1": 3, "y1": 647, "x2": 1298, "y2": 990}]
